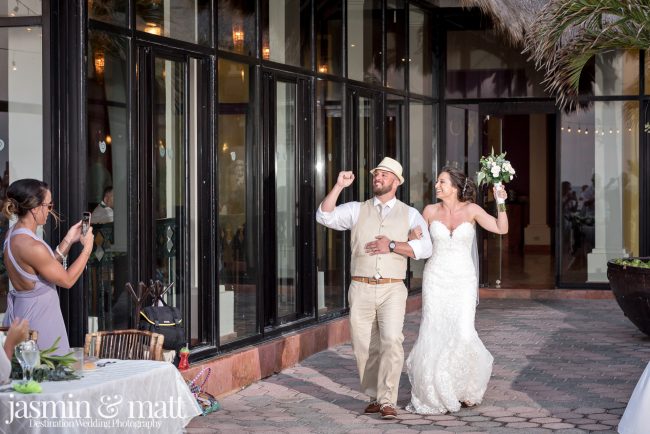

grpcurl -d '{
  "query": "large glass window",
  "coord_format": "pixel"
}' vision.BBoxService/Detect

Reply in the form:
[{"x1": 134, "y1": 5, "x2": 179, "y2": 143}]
[
  {"x1": 217, "y1": 59, "x2": 257, "y2": 344},
  {"x1": 261, "y1": 0, "x2": 311, "y2": 68},
  {"x1": 580, "y1": 50, "x2": 639, "y2": 96},
  {"x1": 315, "y1": 79, "x2": 344, "y2": 314},
  {"x1": 559, "y1": 102, "x2": 639, "y2": 285},
  {"x1": 86, "y1": 30, "x2": 128, "y2": 332},
  {"x1": 0, "y1": 26, "x2": 43, "y2": 316},
  {"x1": 446, "y1": 30, "x2": 547, "y2": 99},
  {"x1": 1, "y1": 0, "x2": 41, "y2": 17},
  {"x1": 135, "y1": 0, "x2": 210, "y2": 46},
  {"x1": 315, "y1": 0, "x2": 342, "y2": 77},
  {"x1": 217, "y1": 0, "x2": 255, "y2": 57},
  {"x1": 409, "y1": 5, "x2": 433, "y2": 96},
  {"x1": 89, "y1": 0, "x2": 128, "y2": 27},
  {"x1": 385, "y1": 0, "x2": 405, "y2": 89},
  {"x1": 275, "y1": 80, "x2": 298, "y2": 318},
  {"x1": 347, "y1": 0, "x2": 381, "y2": 85},
  {"x1": 408, "y1": 101, "x2": 435, "y2": 289}
]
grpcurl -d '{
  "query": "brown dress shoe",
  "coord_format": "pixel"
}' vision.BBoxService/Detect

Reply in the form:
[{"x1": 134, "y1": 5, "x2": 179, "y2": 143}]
[
  {"x1": 364, "y1": 401, "x2": 381, "y2": 414},
  {"x1": 380, "y1": 404, "x2": 397, "y2": 419}
]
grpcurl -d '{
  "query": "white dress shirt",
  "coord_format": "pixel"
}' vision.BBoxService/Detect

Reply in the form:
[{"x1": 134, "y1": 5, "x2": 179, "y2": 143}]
[{"x1": 316, "y1": 197, "x2": 432, "y2": 260}]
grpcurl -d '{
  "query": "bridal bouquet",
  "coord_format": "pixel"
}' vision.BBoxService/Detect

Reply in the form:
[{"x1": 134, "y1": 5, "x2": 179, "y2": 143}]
[{"x1": 477, "y1": 148, "x2": 515, "y2": 212}]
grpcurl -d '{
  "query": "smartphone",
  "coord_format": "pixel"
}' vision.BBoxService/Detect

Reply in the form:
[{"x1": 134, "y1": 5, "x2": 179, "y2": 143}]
[{"x1": 82, "y1": 212, "x2": 91, "y2": 236}]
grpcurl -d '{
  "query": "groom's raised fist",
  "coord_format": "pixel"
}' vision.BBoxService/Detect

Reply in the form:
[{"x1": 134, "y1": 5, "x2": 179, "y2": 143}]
[{"x1": 336, "y1": 171, "x2": 355, "y2": 188}]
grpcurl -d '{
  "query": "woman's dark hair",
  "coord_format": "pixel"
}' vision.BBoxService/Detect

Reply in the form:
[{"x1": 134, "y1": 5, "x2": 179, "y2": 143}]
[
  {"x1": 2, "y1": 179, "x2": 51, "y2": 219},
  {"x1": 440, "y1": 166, "x2": 477, "y2": 203}
]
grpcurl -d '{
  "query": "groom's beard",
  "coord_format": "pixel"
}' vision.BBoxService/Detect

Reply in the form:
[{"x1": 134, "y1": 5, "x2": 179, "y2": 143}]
[{"x1": 373, "y1": 183, "x2": 391, "y2": 196}]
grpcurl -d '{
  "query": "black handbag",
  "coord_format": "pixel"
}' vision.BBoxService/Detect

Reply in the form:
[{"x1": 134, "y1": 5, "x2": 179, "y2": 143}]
[{"x1": 139, "y1": 302, "x2": 186, "y2": 351}]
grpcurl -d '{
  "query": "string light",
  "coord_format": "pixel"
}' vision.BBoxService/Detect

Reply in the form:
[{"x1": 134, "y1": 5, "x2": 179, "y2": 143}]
[{"x1": 560, "y1": 123, "x2": 633, "y2": 136}]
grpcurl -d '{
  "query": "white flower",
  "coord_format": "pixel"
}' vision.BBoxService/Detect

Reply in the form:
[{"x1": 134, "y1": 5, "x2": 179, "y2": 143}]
[{"x1": 491, "y1": 166, "x2": 501, "y2": 176}]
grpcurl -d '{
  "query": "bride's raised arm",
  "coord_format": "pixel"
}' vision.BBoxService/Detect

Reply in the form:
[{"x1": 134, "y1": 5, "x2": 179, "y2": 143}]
[{"x1": 472, "y1": 202, "x2": 508, "y2": 235}]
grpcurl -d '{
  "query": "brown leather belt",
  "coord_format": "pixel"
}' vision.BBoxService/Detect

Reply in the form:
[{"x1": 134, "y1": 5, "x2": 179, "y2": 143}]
[{"x1": 351, "y1": 276, "x2": 403, "y2": 285}]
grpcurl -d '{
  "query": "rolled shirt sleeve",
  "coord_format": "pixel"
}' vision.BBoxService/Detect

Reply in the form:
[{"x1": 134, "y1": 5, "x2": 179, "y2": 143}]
[
  {"x1": 407, "y1": 208, "x2": 433, "y2": 260},
  {"x1": 315, "y1": 202, "x2": 360, "y2": 231}
]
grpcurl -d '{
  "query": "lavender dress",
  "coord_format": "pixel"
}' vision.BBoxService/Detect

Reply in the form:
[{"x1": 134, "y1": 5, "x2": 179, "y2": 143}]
[{"x1": 2, "y1": 227, "x2": 70, "y2": 355}]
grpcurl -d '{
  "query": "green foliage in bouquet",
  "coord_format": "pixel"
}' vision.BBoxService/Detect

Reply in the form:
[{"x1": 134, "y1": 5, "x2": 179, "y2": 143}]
[
  {"x1": 477, "y1": 148, "x2": 516, "y2": 187},
  {"x1": 10, "y1": 337, "x2": 81, "y2": 382},
  {"x1": 612, "y1": 258, "x2": 650, "y2": 269}
]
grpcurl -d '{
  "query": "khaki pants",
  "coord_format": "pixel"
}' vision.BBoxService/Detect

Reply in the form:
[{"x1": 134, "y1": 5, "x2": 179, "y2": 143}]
[{"x1": 348, "y1": 280, "x2": 407, "y2": 406}]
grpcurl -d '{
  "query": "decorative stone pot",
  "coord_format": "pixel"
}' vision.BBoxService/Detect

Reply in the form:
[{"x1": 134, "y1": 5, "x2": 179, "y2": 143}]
[{"x1": 608, "y1": 258, "x2": 650, "y2": 336}]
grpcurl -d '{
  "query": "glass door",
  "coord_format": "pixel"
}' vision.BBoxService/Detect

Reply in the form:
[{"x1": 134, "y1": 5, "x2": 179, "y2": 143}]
[
  {"x1": 137, "y1": 46, "x2": 207, "y2": 346},
  {"x1": 262, "y1": 71, "x2": 313, "y2": 327}
]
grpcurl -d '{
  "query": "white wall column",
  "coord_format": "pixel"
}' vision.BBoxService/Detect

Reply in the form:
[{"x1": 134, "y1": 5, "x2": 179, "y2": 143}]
[{"x1": 587, "y1": 101, "x2": 628, "y2": 281}]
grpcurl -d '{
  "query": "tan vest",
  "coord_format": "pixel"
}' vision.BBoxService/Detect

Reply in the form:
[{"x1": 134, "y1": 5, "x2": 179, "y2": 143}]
[{"x1": 350, "y1": 199, "x2": 410, "y2": 279}]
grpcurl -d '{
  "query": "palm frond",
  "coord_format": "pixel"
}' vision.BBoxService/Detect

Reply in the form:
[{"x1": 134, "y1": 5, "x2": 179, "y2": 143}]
[{"x1": 525, "y1": 0, "x2": 650, "y2": 109}]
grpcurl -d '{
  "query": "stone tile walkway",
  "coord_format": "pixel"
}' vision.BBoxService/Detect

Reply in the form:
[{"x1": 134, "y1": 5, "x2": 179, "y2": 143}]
[{"x1": 187, "y1": 299, "x2": 650, "y2": 433}]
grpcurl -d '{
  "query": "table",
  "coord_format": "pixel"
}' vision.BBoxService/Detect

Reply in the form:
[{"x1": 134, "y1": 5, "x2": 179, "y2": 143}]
[{"x1": 0, "y1": 360, "x2": 201, "y2": 433}]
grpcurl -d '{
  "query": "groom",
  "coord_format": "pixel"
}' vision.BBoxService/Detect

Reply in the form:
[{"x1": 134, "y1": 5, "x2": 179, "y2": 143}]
[{"x1": 316, "y1": 157, "x2": 432, "y2": 419}]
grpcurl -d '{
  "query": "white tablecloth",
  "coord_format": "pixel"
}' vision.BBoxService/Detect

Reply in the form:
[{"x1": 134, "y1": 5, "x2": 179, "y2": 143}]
[{"x1": 0, "y1": 360, "x2": 201, "y2": 433}]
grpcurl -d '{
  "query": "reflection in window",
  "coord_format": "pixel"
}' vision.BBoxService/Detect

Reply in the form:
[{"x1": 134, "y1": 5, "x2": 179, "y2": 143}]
[
  {"x1": 592, "y1": 50, "x2": 639, "y2": 96},
  {"x1": 86, "y1": 30, "x2": 128, "y2": 332},
  {"x1": 445, "y1": 105, "x2": 479, "y2": 173},
  {"x1": 409, "y1": 5, "x2": 433, "y2": 96},
  {"x1": 275, "y1": 81, "x2": 298, "y2": 318},
  {"x1": 217, "y1": 59, "x2": 257, "y2": 344},
  {"x1": 261, "y1": 0, "x2": 311, "y2": 68},
  {"x1": 217, "y1": 0, "x2": 255, "y2": 57},
  {"x1": 408, "y1": 101, "x2": 435, "y2": 289},
  {"x1": 315, "y1": 80, "x2": 344, "y2": 314},
  {"x1": 559, "y1": 102, "x2": 639, "y2": 284},
  {"x1": 0, "y1": 26, "x2": 43, "y2": 314},
  {"x1": 385, "y1": 94, "x2": 405, "y2": 161},
  {"x1": 1, "y1": 0, "x2": 41, "y2": 17},
  {"x1": 385, "y1": 0, "x2": 405, "y2": 89},
  {"x1": 89, "y1": 0, "x2": 128, "y2": 27},
  {"x1": 347, "y1": 0, "x2": 381, "y2": 84},
  {"x1": 446, "y1": 31, "x2": 547, "y2": 99},
  {"x1": 135, "y1": 0, "x2": 210, "y2": 45},
  {"x1": 315, "y1": 0, "x2": 342, "y2": 76}
]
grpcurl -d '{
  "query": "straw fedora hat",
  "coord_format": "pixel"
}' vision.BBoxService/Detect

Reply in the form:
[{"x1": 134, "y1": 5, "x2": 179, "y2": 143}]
[{"x1": 370, "y1": 157, "x2": 404, "y2": 185}]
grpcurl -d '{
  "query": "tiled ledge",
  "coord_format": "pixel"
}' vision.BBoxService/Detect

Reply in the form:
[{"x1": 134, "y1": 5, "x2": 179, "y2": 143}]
[
  {"x1": 181, "y1": 288, "x2": 612, "y2": 397},
  {"x1": 479, "y1": 288, "x2": 614, "y2": 300}
]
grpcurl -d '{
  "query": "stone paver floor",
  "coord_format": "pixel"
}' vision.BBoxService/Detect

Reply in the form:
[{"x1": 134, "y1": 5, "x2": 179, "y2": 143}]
[{"x1": 187, "y1": 299, "x2": 650, "y2": 433}]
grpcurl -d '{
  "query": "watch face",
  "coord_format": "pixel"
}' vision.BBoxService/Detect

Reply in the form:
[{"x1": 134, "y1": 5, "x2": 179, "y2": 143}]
[{"x1": 389, "y1": 241, "x2": 396, "y2": 250}]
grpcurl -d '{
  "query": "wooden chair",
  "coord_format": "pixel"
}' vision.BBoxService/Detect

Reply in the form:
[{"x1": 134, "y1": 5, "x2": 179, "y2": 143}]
[
  {"x1": 0, "y1": 326, "x2": 39, "y2": 341},
  {"x1": 84, "y1": 330, "x2": 164, "y2": 361}
]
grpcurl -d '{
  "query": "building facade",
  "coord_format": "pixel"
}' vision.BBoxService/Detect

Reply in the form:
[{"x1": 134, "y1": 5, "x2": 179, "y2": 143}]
[{"x1": 0, "y1": 0, "x2": 648, "y2": 361}]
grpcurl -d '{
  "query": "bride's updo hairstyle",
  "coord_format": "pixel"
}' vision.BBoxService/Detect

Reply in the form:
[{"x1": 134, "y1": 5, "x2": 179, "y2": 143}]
[
  {"x1": 440, "y1": 166, "x2": 477, "y2": 203},
  {"x1": 2, "y1": 179, "x2": 51, "y2": 219}
]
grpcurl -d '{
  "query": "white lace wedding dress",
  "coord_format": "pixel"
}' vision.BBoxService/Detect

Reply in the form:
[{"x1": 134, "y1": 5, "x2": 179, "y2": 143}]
[{"x1": 406, "y1": 221, "x2": 493, "y2": 414}]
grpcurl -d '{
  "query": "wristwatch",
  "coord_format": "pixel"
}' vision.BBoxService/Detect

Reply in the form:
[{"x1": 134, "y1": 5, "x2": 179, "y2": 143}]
[{"x1": 388, "y1": 241, "x2": 396, "y2": 253}]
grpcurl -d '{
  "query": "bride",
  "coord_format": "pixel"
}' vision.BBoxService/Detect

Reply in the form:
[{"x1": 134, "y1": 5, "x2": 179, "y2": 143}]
[{"x1": 406, "y1": 166, "x2": 508, "y2": 414}]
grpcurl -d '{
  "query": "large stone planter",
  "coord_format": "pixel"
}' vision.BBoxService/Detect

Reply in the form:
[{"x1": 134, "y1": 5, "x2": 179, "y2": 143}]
[{"x1": 608, "y1": 258, "x2": 650, "y2": 336}]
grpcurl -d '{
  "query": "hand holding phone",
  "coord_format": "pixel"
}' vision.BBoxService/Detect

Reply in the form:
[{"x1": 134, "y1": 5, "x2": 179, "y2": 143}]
[{"x1": 82, "y1": 212, "x2": 91, "y2": 236}]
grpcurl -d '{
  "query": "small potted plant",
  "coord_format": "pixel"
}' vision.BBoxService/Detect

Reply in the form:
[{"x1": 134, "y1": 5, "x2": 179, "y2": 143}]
[{"x1": 607, "y1": 258, "x2": 650, "y2": 336}]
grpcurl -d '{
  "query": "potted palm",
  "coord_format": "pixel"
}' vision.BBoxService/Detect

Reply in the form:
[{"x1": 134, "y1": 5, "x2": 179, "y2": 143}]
[{"x1": 525, "y1": 1, "x2": 650, "y2": 335}]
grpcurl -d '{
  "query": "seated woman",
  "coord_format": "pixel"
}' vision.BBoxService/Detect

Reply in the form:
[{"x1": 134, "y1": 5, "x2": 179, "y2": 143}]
[
  {"x1": 2, "y1": 179, "x2": 94, "y2": 355},
  {"x1": 0, "y1": 318, "x2": 29, "y2": 382}
]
